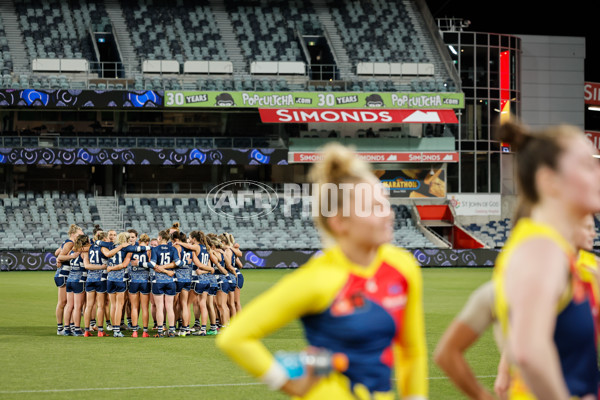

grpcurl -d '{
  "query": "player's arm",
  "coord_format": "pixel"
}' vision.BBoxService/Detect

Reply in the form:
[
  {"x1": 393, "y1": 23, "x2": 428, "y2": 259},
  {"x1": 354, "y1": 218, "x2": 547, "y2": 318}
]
[
  {"x1": 149, "y1": 249, "x2": 175, "y2": 275},
  {"x1": 57, "y1": 241, "x2": 75, "y2": 261},
  {"x1": 137, "y1": 252, "x2": 153, "y2": 270},
  {"x1": 107, "y1": 253, "x2": 132, "y2": 272},
  {"x1": 57, "y1": 251, "x2": 79, "y2": 262},
  {"x1": 434, "y1": 282, "x2": 495, "y2": 400},
  {"x1": 224, "y1": 248, "x2": 235, "y2": 274},
  {"x1": 192, "y1": 252, "x2": 214, "y2": 273},
  {"x1": 122, "y1": 245, "x2": 151, "y2": 253},
  {"x1": 157, "y1": 261, "x2": 176, "y2": 278},
  {"x1": 393, "y1": 258, "x2": 428, "y2": 399},
  {"x1": 494, "y1": 349, "x2": 511, "y2": 400},
  {"x1": 122, "y1": 245, "x2": 149, "y2": 267},
  {"x1": 505, "y1": 239, "x2": 569, "y2": 400},
  {"x1": 100, "y1": 243, "x2": 125, "y2": 258},
  {"x1": 55, "y1": 246, "x2": 63, "y2": 267},
  {"x1": 216, "y1": 264, "x2": 340, "y2": 396},
  {"x1": 169, "y1": 247, "x2": 183, "y2": 268},
  {"x1": 235, "y1": 256, "x2": 243, "y2": 269},
  {"x1": 82, "y1": 252, "x2": 103, "y2": 271},
  {"x1": 210, "y1": 251, "x2": 228, "y2": 275},
  {"x1": 179, "y1": 241, "x2": 200, "y2": 253},
  {"x1": 231, "y1": 245, "x2": 243, "y2": 258}
]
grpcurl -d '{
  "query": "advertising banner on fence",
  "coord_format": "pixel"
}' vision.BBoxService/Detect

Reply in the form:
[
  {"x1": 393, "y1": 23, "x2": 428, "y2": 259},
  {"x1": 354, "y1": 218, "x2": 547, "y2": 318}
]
[
  {"x1": 290, "y1": 151, "x2": 458, "y2": 164},
  {"x1": 0, "y1": 89, "x2": 163, "y2": 108},
  {"x1": 164, "y1": 91, "x2": 464, "y2": 109},
  {"x1": 585, "y1": 131, "x2": 600, "y2": 151},
  {"x1": 375, "y1": 168, "x2": 446, "y2": 198},
  {"x1": 259, "y1": 108, "x2": 458, "y2": 124},
  {"x1": 0, "y1": 248, "x2": 502, "y2": 270},
  {"x1": 585, "y1": 82, "x2": 600, "y2": 106},
  {"x1": 448, "y1": 193, "x2": 502, "y2": 216},
  {"x1": 0, "y1": 147, "x2": 288, "y2": 165}
]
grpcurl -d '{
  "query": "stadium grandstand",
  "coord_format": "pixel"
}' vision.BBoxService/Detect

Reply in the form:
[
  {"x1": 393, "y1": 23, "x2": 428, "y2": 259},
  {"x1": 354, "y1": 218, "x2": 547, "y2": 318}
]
[
  {"x1": 2, "y1": 1, "x2": 597, "y2": 399},
  {"x1": 0, "y1": 0, "x2": 539, "y2": 267},
  {"x1": 0, "y1": 0, "x2": 457, "y2": 91}
]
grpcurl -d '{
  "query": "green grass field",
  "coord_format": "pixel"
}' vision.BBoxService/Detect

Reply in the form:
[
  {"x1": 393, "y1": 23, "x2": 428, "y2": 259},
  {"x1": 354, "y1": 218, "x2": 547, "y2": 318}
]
[{"x1": 0, "y1": 268, "x2": 499, "y2": 399}]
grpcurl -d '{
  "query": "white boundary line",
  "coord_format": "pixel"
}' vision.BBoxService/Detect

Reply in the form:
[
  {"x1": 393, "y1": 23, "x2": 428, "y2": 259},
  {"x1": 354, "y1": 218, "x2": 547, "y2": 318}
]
[
  {"x1": 428, "y1": 375, "x2": 497, "y2": 380},
  {"x1": 0, "y1": 382, "x2": 263, "y2": 394},
  {"x1": 0, "y1": 376, "x2": 499, "y2": 394}
]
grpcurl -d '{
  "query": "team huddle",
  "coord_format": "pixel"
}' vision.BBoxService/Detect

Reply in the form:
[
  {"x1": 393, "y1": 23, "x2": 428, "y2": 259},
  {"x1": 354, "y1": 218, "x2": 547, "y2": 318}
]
[{"x1": 53, "y1": 222, "x2": 244, "y2": 338}]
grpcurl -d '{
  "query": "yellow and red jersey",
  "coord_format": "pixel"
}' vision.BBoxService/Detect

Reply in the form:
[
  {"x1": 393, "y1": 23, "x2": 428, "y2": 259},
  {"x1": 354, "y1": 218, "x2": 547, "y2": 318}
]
[
  {"x1": 217, "y1": 243, "x2": 427, "y2": 400},
  {"x1": 493, "y1": 218, "x2": 598, "y2": 399}
]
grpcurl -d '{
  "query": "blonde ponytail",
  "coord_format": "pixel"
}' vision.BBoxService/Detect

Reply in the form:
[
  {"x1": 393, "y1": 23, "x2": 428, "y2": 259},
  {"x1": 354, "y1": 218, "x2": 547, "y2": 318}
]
[
  {"x1": 116, "y1": 232, "x2": 129, "y2": 245},
  {"x1": 68, "y1": 224, "x2": 82, "y2": 236},
  {"x1": 308, "y1": 143, "x2": 375, "y2": 238}
]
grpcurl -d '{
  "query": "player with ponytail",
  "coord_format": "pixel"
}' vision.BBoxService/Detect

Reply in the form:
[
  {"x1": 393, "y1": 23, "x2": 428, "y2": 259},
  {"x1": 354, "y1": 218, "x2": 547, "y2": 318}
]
[
  {"x1": 493, "y1": 121, "x2": 600, "y2": 399},
  {"x1": 218, "y1": 143, "x2": 428, "y2": 399}
]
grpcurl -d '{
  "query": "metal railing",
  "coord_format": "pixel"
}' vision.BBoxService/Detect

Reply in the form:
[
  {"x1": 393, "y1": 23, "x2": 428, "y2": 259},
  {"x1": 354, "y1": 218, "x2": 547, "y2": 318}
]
[
  {"x1": 124, "y1": 181, "x2": 290, "y2": 195},
  {"x1": 308, "y1": 64, "x2": 339, "y2": 81},
  {"x1": 125, "y1": 181, "x2": 210, "y2": 194},
  {"x1": 14, "y1": 178, "x2": 91, "y2": 193},
  {"x1": 16, "y1": 58, "x2": 457, "y2": 92},
  {"x1": 0, "y1": 135, "x2": 286, "y2": 149}
]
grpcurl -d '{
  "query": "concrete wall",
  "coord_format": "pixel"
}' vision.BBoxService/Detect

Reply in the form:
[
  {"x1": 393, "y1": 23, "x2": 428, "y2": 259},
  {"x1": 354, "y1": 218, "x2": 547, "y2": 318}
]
[{"x1": 518, "y1": 35, "x2": 585, "y2": 129}]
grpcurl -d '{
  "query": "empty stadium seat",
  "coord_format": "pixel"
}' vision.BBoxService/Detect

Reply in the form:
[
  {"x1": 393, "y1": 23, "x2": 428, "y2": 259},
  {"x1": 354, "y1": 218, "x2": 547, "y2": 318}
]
[
  {"x1": 226, "y1": 0, "x2": 319, "y2": 64},
  {"x1": 112, "y1": 195, "x2": 437, "y2": 250},
  {"x1": 16, "y1": 0, "x2": 108, "y2": 65},
  {"x1": 328, "y1": 0, "x2": 426, "y2": 64},
  {"x1": 122, "y1": 0, "x2": 227, "y2": 63},
  {"x1": 465, "y1": 218, "x2": 512, "y2": 248}
]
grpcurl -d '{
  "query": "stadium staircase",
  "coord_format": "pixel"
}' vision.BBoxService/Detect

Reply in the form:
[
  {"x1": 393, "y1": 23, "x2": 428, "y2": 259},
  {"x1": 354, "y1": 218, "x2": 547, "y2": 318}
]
[
  {"x1": 404, "y1": 0, "x2": 447, "y2": 82},
  {"x1": 209, "y1": 0, "x2": 247, "y2": 75},
  {"x1": 311, "y1": 0, "x2": 353, "y2": 80},
  {"x1": 104, "y1": 0, "x2": 137, "y2": 72},
  {"x1": 416, "y1": 204, "x2": 486, "y2": 249},
  {"x1": 96, "y1": 195, "x2": 123, "y2": 231},
  {"x1": 0, "y1": 0, "x2": 28, "y2": 74}
]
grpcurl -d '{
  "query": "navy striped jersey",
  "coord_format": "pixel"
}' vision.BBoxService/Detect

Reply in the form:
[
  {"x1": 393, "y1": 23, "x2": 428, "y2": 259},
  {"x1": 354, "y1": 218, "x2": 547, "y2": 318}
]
[
  {"x1": 212, "y1": 251, "x2": 224, "y2": 275},
  {"x1": 66, "y1": 251, "x2": 86, "y2": 282},
  {"x1": 151, "y1": 244, "x2": 181, "y2": 283},
  {"x1": 105, "y1": 244, "x2": 150, "y2": 282},
  {"x1": 86, "y1": 244, "x2": 107, "y2": 282},
  {"x1": 176, "y1": 245, "x2": 193, "y2": 282},
  {"x1": 231, "y1": 251, "x2": 240, "y2": 274},
  {"x1": 130, "y1": 249, "x2": 151, "y2": 283},
  {"x1": 56, "y1": 239, "x2": 74, "y2": 278}
]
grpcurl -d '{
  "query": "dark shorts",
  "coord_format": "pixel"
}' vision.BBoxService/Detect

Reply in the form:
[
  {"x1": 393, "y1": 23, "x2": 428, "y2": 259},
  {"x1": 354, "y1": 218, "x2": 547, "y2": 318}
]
[
  {"x1": 107, "y1": 280, "x2": 127, "y2": 294},
  {"x1": 218, "y1": 277, "x2": 232, "y2": 294},
  {"x1": 193, "y1": 275, "x2": 211, "y2": 294},
  {"x1": 85, "y1": 280, "x2": 107, "y2": 293},
  {"x1": 176, "y1": 281, "x2": 192, "y2": 293},
  {"x1": 236, "y1": 273, "x2": 244, "y2": 289},
  {"x1": 227, "y1": 273, "x2": 237, "y2": 288},
  {"x1": 66, "y1": 281, "x2": 84, "y2": 294},
  {"x1": 54, "y1": 276, "x2": 67, "y2": 288},
  {"x1": 128, "y1": 281, "x2": 151, "y2": 295},
  {"x1": 152, "y1": 281, "x2": 176, "y2": 296}
]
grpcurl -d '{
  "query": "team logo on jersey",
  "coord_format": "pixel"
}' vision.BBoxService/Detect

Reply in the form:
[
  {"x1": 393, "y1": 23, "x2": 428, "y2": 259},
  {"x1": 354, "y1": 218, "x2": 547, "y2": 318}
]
[
  {"x1": 330, "y1": 292, "x2": 368, "y2": 317},
  {"x1": 381, "y1": 283, "x2": 407, "y2": 310}
]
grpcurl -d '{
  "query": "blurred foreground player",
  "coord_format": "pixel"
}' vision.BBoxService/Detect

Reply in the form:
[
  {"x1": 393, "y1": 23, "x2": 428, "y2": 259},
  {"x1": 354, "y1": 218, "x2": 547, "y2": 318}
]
[
  {"x1": 493, "y1": 121, "x2": 600, "y2": 399},
  {"x1": 217, "y1": 143, "x2": 427, "y2": 400}
]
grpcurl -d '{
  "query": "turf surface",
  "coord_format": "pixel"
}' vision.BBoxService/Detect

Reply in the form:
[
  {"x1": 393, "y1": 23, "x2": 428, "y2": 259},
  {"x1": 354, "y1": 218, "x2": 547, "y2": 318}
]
[{"x1": 0, "y1": 268, "x2": 499, "y2": 399}]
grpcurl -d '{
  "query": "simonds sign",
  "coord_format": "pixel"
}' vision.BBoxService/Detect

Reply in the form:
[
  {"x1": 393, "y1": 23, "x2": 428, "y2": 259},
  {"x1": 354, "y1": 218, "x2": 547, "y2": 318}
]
[
  {"x1": 259, "y1": 109, "x2": 459, "y2": 124},
  {"x1": 585, "y1": 82, "x2": 600, "y2": 106}
]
